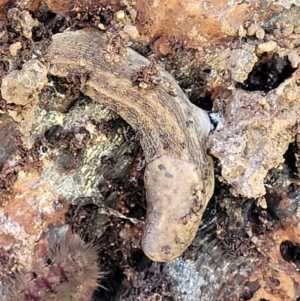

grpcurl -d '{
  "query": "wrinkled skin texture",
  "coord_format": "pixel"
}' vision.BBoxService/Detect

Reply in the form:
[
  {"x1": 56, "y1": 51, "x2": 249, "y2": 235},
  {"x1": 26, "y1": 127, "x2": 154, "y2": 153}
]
[{"x1": 45, "y1": 29, "x2": 214, "y2": 261}]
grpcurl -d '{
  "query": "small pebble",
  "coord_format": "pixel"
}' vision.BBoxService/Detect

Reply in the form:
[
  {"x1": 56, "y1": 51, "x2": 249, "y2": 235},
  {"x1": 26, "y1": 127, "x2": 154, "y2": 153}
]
[
  {"x1": 251, "y1": 236, "x2": 258, "y2": 244},
  {"x1": 98, "y1": 23, "x2": 106, "y2": 30},
  {"x1": 255, "y1": 28, "x2": 265, "y2": 40},
  {"x1": 139, "y1": 82, "x2": 148, "y2": 89},
  {"x1": 238, "y1": 25, "x2": 247, "y2": 38},
  {"x1": 256, "y1": 41, "x2": 277, "y2": 53},
  {"x1": 9, "y1": 41, "x2": 22, "y2": 56},
  {"x1": 116, "y1": 10, "x2": 125, "y2": 19},
  {"x1": 123, "y1": 24, "x2": 139, "y2": 39},
  {"x1": 247, "y1": 23, "x2": 259, "y2": 36},
  {"x1": 288, "y1": 50, "x2": 300, "y2": 68},
  {"x1": 282, "y1": 24, "x2": 294, "y2": 37}
]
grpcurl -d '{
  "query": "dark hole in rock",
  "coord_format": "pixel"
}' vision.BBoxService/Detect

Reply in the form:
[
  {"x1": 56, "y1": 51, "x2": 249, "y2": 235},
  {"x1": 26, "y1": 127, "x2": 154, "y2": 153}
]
[
  {"x1": 237, "y1": 55, "x2": 296, "y2": 92},
  {"x1": 81, "y1": 203, "x2": 99, "y2": 214},
  {"x1": 190, "y1": 92, "x2": 213, "y2": 111},
  {"x1": 246, "y1": 196, "x2": 280, "y2": 237},
  {"x1": 33, "y1": 2, "x2": 55, "y2": 22},
  {"x1": 31, "y1": 2, "x2": 67, "y2": 39},
  {"x1": 283, "y1": 142, "x2": 298, "y2": 176},
  {"x1": 130, "y1": 249, "x2": 152, "y2": 272},
  {"x1": 280, "y1": 240, "x2": 300, "y2": 271},
  {"x1": 264, "y1": 142, "x2": 299, "y2": 219}
]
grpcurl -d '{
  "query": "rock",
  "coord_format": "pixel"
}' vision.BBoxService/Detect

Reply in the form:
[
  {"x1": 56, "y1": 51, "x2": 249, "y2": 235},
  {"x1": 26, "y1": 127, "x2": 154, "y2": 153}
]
[
  {"x1": 7, "y1": 7, "x2": 38, "y2": 39},
  {"x1": 123, "y1": 24, "x2": 139, "y2": 39},
  {"x1": 1, "y1": 59, "x2": 48, "y2": 136},
  {"x1": 1, "y1": 59, "x2": 48, "y2": 106},
  {"x1": 0, "y1": 168, "x2": 69, "y2": 270},
  {"x1": 256, "y1": 40, "x2": 277, "y2": 53},
  {"x1": 209, "y1": 67, "x2": 300, "y2": 198},
  {"x1": 8, "y1": 41, "x2": 22, "y2": 56},
  {"x1": 226, "y1": 49, "x2": 258, "y2": 82},
  {"x1": 247, "y1": 23, "x2": 259, "y2": 36},
  {"x1": 255, "y1": 27, "x2": 265, "y2": 40}
]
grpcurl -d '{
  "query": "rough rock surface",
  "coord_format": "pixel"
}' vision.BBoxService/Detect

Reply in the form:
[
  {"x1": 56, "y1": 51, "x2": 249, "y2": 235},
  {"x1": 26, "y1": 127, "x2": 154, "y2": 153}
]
[
  {"x1": 11, "y1": 0, "x2": 297, "y2": 51},
  {"x1": 0, "y1": 168, "x2": 69, "y2": 269},
  {"x1": 209, "y1": 67, "x2": 300, "y2": 197},
  {"x1": 1, "y1": 59, "x2": 48, "y2": 138}
]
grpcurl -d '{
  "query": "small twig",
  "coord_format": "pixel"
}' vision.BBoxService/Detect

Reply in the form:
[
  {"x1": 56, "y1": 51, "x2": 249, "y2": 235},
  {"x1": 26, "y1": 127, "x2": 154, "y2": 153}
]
[{"x1": 98, "y1": 204, "x2": 143, "y2": 225}]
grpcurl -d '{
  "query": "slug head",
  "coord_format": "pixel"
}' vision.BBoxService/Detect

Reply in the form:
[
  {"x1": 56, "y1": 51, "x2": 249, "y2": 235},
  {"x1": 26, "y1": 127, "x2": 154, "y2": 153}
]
[{"x1": 142, "y1": 155, "x2": 214, "y2": 262}]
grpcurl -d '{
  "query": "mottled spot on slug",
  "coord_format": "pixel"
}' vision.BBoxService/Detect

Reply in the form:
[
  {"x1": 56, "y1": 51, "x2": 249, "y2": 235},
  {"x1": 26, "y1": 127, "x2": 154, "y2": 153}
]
[
  {"x1": 174, "y1": 236, "x2": 181, "y2": 244},
  {"x1": 165, "y1": 172, "x2": 173, "y2": 178},
  {"x1": 203, "y1": 168, "x2": 212, "y2": 179},
  {"x1": 186, "y1": 120, "x2": 193, "y2": 127},
  {"x1": 158, "y1": 164, "x2": 166, "y2": 170},
  {"x1": 161, "y1": 245, "x2": 171, "y2": 254}
]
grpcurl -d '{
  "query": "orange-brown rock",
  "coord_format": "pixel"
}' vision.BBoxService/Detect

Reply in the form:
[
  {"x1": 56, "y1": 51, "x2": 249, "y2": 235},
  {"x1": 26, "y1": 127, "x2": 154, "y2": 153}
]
[
  {"x1": 0, "y1": 168, "x2": 69, "y2": 269},
  {"x1": 134, "y1": 0, "x2": 258, "y2": 48},
  {"x1": 1, "y1": 0, "x2": 280, "y2": 51}
]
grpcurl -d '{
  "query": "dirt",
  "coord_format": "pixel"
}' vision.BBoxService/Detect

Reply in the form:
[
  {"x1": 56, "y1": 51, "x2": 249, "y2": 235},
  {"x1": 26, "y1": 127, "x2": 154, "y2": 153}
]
[{"x1": 0, "y1": 1, "x2": 300, "y2": 301}]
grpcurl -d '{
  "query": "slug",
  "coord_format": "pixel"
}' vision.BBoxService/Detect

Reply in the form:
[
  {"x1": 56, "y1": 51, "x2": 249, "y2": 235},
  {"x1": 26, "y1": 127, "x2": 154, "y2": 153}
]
[{"x1": 44, "y1": 29, "x2": 214, "y2": 262}]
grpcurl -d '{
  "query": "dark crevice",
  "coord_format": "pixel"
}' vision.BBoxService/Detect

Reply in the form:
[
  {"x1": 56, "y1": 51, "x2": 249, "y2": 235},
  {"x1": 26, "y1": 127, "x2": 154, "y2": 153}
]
[
  {"x1": 190, "y1": 92, "x2": 213, "y2": 111},
  {"x1": 283, "y1": 142, "x2": 298, "y2": 176},
  {"x1": 129, "y1": 249, "x2": 152, "y2": 272},
  {"x1": 237, "y1": 55, "x2": 296, "y2": 92},
  {"x1": 280, "y1": 240, "x2": 300, "y2": 271}
]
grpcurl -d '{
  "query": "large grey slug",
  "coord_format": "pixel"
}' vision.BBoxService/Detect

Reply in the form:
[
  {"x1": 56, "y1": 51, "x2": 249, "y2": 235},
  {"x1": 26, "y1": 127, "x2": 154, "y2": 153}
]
[{"x1": 44, "y1": 29, "x2": 214, "y2": 262}]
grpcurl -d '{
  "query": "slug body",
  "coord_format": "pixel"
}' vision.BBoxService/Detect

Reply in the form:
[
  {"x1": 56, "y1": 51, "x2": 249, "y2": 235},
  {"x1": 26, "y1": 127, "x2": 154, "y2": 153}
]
[{"x1": 45, "y1": 29, "x2": 214, "y2": 262}]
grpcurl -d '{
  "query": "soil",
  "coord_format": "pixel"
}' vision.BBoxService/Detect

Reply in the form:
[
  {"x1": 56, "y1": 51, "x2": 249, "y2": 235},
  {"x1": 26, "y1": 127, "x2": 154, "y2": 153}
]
[{"x1": 0, "y1": 1, "x2": 300, "y2": 301}]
